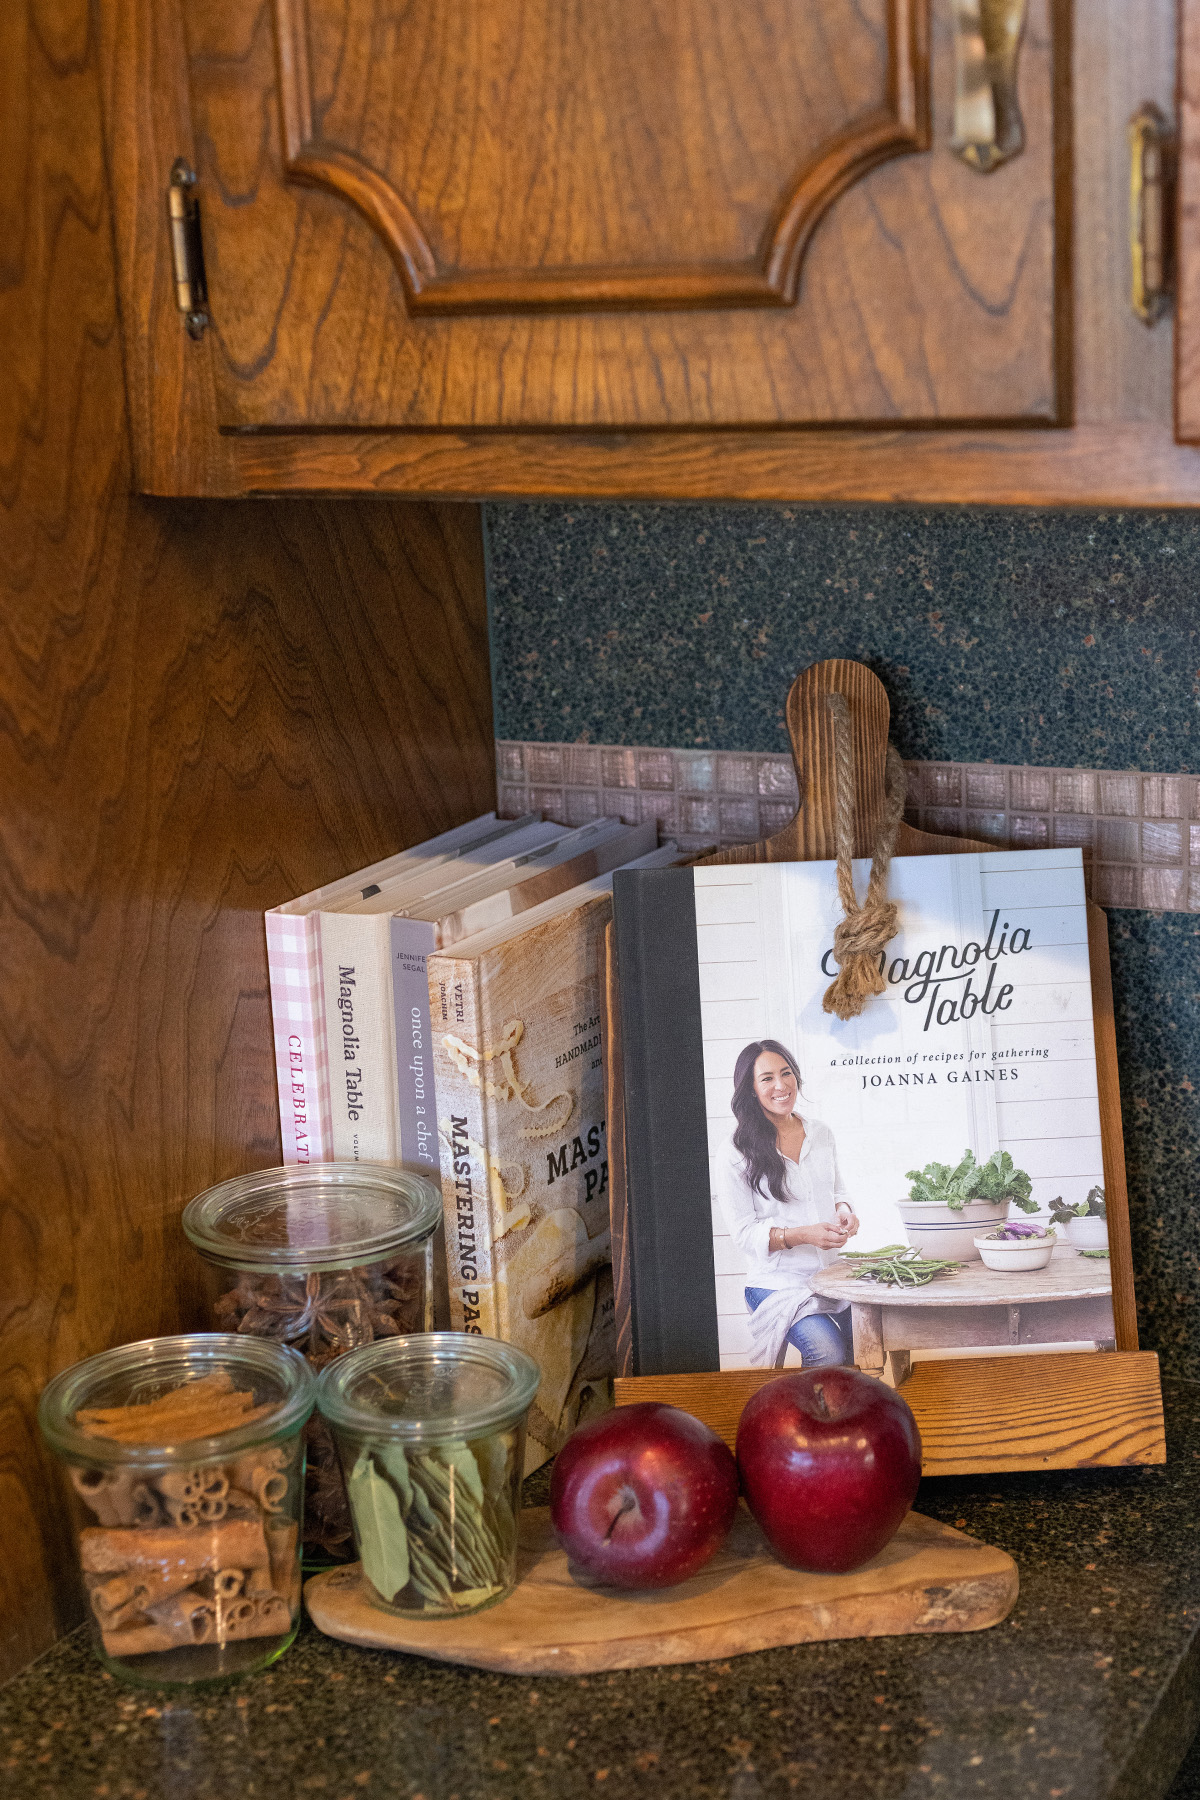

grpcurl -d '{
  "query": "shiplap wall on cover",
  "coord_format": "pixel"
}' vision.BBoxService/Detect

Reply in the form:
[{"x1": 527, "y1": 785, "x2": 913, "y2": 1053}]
[{"x1": 693, "y1": 853, "x2": 1107, "y2": 1369}]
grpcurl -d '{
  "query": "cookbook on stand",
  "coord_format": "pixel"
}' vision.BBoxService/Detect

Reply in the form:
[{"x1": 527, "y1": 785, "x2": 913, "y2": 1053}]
[{"x1": 614, "y1": 848, "x2": 1123, "y2": 1386}]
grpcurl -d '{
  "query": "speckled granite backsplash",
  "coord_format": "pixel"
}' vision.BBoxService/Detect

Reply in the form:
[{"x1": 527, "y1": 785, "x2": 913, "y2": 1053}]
[{"x1": 486, "y1": 503, "x2": 1200, "y2": 1377}]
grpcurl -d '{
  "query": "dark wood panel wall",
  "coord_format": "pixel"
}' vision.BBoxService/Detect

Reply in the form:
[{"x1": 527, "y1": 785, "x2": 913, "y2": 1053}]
[{"x1": 0, "y1": 0, "x2": 494, "y2": 1681}]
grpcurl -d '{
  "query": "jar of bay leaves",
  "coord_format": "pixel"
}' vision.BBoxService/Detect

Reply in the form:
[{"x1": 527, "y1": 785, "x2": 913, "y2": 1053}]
[
  {"x1": 183, "y1": 1163, "x2": 443, "y2": 1562},
  {"x1": 317, "y1": 1334, "x2": 540, "y2": 1618}
]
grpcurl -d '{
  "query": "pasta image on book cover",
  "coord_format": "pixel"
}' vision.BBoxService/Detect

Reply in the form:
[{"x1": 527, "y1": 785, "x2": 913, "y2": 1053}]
[{"x1": 614, "y1": 848, "x2": 1121, "y2": 1381}]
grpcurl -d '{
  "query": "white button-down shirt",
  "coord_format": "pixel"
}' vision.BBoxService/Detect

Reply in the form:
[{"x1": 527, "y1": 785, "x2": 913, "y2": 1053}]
[{"x1": 712, "y1": 1114, "x2": 851, "y2": 1289}]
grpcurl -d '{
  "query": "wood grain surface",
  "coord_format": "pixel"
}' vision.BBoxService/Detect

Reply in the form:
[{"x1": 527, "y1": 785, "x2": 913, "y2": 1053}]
[
  {"x1": 112, "y1": 0, "x2": 1184, "y2": 503},
  {"x1": 304, "y1": 1501, "x2": 1019, "y2": 1672},
  {"x1": 115, "y1": 0, "x2": 1183, "y2": 503},
  {"x1": 179, "y1": 0, "x2": 1060, "y2": 429},
  {"x1": 1073, "y1": 0, "x2": 1175, "y2": 429},
  {"x1": 705, "y1": 658, "x2": 898, "y2": 864},
  {"x1": 229, "y1": 420, "x2": 1200, "y2": 506},
  {"x1": 1178, "y1": 0, "x2": 1200, "y2": 441},
  {"x1": 97, "y1": 0, "x2": 239, "y2": 496},
  {"x1": 616, "y1": 1350, "x2": 1166, "y2": 1472},
  {"x1": 0, "y1": 0, "x2": 493, "y2": 1683},
  {"x1": 273, "y1": 0, "x2": 928, "y2": 315}
]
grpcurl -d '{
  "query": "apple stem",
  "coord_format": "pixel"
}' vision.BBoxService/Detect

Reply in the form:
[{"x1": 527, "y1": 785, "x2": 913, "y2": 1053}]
[
  {"x1": 811, "y1": 1381, "x2": 830, "y2": 1420},
  {"x1": 605, "y1": 1489, "x2": 638, "y2": 1543}
]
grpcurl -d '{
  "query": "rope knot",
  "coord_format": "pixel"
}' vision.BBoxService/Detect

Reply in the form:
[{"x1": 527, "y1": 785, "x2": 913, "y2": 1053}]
[
  {"x1": 831, "y1": 898, "x2": 898, "y2": 964},
  {"x1": 820, "y1": 692, "x2": 907, "y2": 1021}
]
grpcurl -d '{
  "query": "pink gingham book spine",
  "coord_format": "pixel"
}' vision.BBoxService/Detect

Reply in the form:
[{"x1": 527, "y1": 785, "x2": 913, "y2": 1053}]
[{"x1": 266, "y1": 911, "x2": 332, "y2": 1164}]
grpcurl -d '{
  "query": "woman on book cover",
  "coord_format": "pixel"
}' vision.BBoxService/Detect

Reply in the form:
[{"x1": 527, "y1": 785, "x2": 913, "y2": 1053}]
[{"x1": 713, "y1": 1039, "x2": 859, "y2": 1369}]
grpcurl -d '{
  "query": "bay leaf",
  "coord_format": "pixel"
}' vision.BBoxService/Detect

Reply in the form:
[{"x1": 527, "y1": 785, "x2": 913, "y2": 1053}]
[
  {"x1": 471, "y1": 1433, "x2": 510, "y2": 1504},
  {"x1": 372, "y1": 1442, "x2": 414, "y2": 1515},
  {"x1": 431, "y1": 1439, "x2": 485, "y2": 1507},
  {"x1": 448, "y1": 1585, "x2": 502, "y2": 1611},
  {"x1": 347, "y1": 1453, "x2": 409, "y2": 1604}
]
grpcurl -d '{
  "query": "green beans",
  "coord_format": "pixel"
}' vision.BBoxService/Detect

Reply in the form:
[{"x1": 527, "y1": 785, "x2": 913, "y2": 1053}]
[{"x1": 840, "y1": 1245, "x2": 961, "y2": 1287}]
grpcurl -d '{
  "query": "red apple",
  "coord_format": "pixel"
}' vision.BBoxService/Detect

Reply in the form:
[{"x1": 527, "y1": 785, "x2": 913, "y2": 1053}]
[
  {"x1": 736, "y1": 1368, "x2": 921, "y2": 1574},
  {"x1": 550, "y1": 1402, "x2": 739, "y2": 1589}
]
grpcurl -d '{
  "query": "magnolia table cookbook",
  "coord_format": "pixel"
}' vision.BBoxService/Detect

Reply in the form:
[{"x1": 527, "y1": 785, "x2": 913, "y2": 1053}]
[{"x1": 614, "y1": 848, "x2": 1121, "y2": 1379}]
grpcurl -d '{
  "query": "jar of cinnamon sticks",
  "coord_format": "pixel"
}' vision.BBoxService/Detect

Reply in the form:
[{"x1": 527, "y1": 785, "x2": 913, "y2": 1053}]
[
  {"x1": 182, "y1": 1163, "x2": 443, "y2": 1563},
  {"x1": 38, "y1": 1333, "x2": 314, "y2": 1687},
  {"x1": 317, "y1": 1334, "x2": 540, "y2": 1619}
]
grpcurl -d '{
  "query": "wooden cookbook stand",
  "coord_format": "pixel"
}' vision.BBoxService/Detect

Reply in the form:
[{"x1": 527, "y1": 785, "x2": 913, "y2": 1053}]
[{"x1": 606, "y1": 659, "x2": 1166, "y2": 1476}]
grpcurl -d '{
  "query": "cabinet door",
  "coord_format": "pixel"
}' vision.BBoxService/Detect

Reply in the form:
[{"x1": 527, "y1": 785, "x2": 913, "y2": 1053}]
[
  {"x1": 184, "y1": 0, "x2": 1066, "y2": 430},
  {"x1": 1179, "y1": 0, "x2": 1200, "y2": 442}
]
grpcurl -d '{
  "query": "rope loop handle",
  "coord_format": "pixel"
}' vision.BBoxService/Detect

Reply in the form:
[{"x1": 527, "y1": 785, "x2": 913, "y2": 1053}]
[{"x1": 820, "y1": 692, "x2": 908, "y2": 1021}]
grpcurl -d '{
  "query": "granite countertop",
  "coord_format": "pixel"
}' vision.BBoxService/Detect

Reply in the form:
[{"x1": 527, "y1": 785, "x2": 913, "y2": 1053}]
[{"x1": 6, "y1": 1379, "x2": 1200, "y2": 1800}]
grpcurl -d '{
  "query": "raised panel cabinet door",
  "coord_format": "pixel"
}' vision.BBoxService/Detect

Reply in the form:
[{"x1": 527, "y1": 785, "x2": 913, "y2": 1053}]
[{"x1": 183, "y1": 0, "x2": 1066, "y2": 430}]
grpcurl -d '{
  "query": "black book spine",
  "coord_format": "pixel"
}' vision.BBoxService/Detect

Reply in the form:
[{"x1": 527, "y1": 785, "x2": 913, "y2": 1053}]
[{"x1": 612, "y1": 867, "x2": 721, "y2": 1377}]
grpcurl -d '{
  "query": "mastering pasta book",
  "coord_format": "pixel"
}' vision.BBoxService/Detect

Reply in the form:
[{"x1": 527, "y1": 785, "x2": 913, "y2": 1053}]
[
  {"x1": 427, "y1": 845, "x2": 685, "y2": 1474},
  {"x1": 614, "y1": 848, "x2": 1121, "y2": 1380}
]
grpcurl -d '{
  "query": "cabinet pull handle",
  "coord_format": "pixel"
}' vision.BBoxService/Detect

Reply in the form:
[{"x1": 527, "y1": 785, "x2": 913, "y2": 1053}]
[
  {"x1": 950, "y1": 0, "x2": 1028, "y2": 173},
  {"x1": 1129, "y1": 104, "x2": 1174, "y2": 327},
  {"x1": 167, "y1": 159, "x2": 209, "y2": 340}
]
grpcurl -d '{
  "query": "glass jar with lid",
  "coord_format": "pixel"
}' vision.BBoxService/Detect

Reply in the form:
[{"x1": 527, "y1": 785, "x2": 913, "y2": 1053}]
[
  {"x1": 183, "y1": 1162, "x2": 443, "y2": 1561},
  {"x1": 318, "y1": 1333, "x2": 540, "y2": 1618},
  {"x1": 38, "y1": 1333, "x2": 314, "y2": 1687}
]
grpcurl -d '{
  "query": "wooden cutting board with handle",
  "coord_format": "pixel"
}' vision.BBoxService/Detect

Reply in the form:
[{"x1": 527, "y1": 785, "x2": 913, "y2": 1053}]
[{"x1": 304, "y1": 1501, "x2": 1018, "y2": 1675}]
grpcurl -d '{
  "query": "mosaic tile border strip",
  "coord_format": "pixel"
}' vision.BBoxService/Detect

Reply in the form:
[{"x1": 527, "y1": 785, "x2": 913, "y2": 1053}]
[{"x1": 496, "y1": 740, "x2": 1200, "y2": 913}]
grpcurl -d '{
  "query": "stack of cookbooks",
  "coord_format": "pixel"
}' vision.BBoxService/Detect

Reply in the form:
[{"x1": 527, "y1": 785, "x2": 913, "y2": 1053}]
[{"x1": 265, "y1": 811, "x2": 689, "y2": 1467}]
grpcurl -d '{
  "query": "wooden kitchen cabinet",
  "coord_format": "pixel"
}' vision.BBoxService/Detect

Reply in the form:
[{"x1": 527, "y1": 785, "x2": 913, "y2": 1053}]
[
  {"x1": 181, "y1": 0, "x2": 1063, "y2": 432},
  {"x1": 104, "y1": 0, "x2": 1200, "y2": 503}
]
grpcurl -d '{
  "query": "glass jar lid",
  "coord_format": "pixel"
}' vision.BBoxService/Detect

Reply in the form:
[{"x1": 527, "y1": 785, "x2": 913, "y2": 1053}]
[
  {"x1": 182, "y1": 1162, "x2": 443, "y2": 1274},
  {"x1": 38, "y1": 1333, "x2": 315, "y2": 1468},
  {"x1": 317, "y1": 1333, "x2": 540, "y2": 1445}
]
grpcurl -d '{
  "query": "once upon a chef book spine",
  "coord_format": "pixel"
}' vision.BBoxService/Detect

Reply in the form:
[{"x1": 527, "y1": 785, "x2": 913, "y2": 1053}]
[
  {"x1": 390, "y1": 917, "x2": 442, "y2": 1183},
  {"x1": 265, "y1": 910, "x2": 332, "y2": 1165}
]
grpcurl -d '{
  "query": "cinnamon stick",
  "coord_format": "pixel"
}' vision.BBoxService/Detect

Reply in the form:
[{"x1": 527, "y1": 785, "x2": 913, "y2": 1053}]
[
  {"x1": 86, "y1": 1562, "x2": 202, "y2": 1616},
  {"x1": 265, "y1": 1518, "x2": 300, "y2": 1608},
  {"x1": 247, "y1": 1593, "x2": 290, "y2": 1637},
  {"x1": 77, "y1": 1395, "x2": 276, "y2": 1445},
  {"x1": 70, "y1": 1467, "x2": 161, "y2": 1527},
  {"x1": 230, "y1": 1456, "x2": 288, "y2": 1513},
  {"x1": 80, "y1": 1518, "x2": 268, "y2": 1576},
  {"x1": 213, "y1": 1595, "x2": 257, "y2": 1636},
  {"x1": 157, "y1": 1467, "x2": 229, "y2": 1503},
  {"x1": 101, "y1": 1597, "x2": 291, "y2": 1659},
  {"x1": 143, "y1": 1587, "x2": 216, "y2": 1645},
  {"x1": 81, "y1": 1372, "x2": 234, "y2": 1426}
]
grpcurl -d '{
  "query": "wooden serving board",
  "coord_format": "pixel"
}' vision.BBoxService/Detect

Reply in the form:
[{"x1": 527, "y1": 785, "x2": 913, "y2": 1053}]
[{"x1": 304, "y1": 1503, "x2": 1018, "y2": 1675}]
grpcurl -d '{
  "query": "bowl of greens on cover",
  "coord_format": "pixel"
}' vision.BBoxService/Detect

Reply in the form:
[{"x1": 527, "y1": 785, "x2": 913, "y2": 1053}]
[
  {"x1": 1048, "y1": 1185, "x2": 1108, "y2": 1253},
  {"x1": 898, "y1": 1150, "x2": 1039, "y2": 1262}
]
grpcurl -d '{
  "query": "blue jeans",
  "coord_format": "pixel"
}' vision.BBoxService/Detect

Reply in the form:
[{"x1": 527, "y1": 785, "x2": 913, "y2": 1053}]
[{"x1": 744, "y1": 1289, "x2": 852, "y2": 1367}]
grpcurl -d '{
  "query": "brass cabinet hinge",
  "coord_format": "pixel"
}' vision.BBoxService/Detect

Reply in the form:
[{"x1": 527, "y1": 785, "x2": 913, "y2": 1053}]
[
  {"x1": 167, "y1": 159, "x2": 209, "y2": 340},
  {"x1": 1129, "y1": 105, "x2": 1175, "y2": 326}
]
